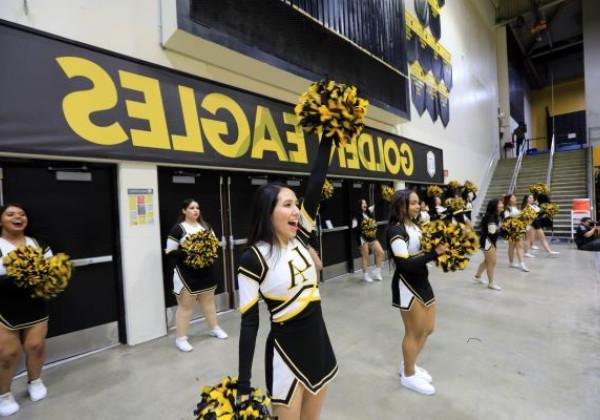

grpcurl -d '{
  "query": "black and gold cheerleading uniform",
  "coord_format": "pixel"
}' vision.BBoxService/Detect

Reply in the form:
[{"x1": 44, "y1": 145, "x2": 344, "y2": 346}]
[
  {"x1": 479, "y1": 214, "x2": 501, "y2": 251},
  {"x1": 165, "y1": 222, "x2": 217, "y2": 295},
  {"x1": 387, "y1": 223, "x2": 437, "y2": 311},
  {"x1": 238, "y1": 138, "x2": 337, "y2": 406},
  {"x1": 0, "y1": 237, "x2": 51, "y2": 331},
  {"x1": 353, "y1": 207, "x2": 377, "y2": 246}
]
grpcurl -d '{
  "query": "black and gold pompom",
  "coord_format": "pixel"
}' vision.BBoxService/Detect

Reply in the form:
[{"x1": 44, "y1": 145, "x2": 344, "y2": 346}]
[
  {"x1": 540, "y1": 203, "x2": 559, "y2": 219},
  {"x1": 2, "y1": 246, "x2": 47, "y2": 289},
  {"x1": 421, "y1": 220, "x2": 479, "y2": 272},
  {"x1": 360, "y1": 218, "x2": 378, "y2": 240},
  {"x1": 447, "y1": 180, "x2": 462, "y2": 190},
  {"x1": 32, "y1": 254, "x2": 72, "y2": 300},
  {"x1": 426, "y1": 185, "x2": 444, "y2": 198},
  {"x1": 2, "y1": 246, "x2": 72, "y2": 299},
  {"x1": 529, "y1": 183, "x2": 550, "y2": 195},
  {"x1": 193, "y1": 376, "x2": 274, "y2": 420},
  {"x1": 444, "y1": 197, "x2": 466, "y2": 214},
  {"x1": 294, "y1": 80, "x2": 369, "y2": 146},
  {"x1": 181, "y1": 230, "x2": 220, "y2": 269},
  {"x1": 321, "y1": 179, "x2": 335, "y2": 201},
  {"x1": 381, "y1": 185, "x2": 395, "y2": 202},
  {"x1": 501, "y1": 218, "x2": 527, "y2": 241},
  {"x1": 519, "y1": 206, "x2": 538, "y2": 225},
  {"x1": 463, "y1": 180, "x2": 478, "y2": 194}
]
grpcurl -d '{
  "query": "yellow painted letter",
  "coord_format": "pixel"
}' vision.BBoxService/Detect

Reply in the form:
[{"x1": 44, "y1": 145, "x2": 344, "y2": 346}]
[
  {"x1": 251, "y1": 106, "x2": 288, "y2": 161},
  {"x1": 171, "y1": 85, "x2": 203, "y2": 152},
  {"x1": 200, "y1": 93, "x2": 251, "y2": 158}
]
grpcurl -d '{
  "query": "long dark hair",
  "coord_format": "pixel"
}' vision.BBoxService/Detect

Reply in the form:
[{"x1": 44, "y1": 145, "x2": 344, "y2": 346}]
[
  {"x1": 482, "y1": 198, "x2": 500, "y2": 225},
  {"x1": 385, "y1": 189, "x2": 417, "y2": 265},
  {"x1": 0, "y1": 203, "x2": 29, "y2": 235},
  {"x1": 521, "y1": 194, "x2": 532, "y2": 210},
  {"x1": 247, "y1": 182, "x2": 287, "y2": 252},
  {"x1": 502, "y1": 194, "x2": 514, "y2": 209},
  {"x1": 356, "y1": 198, "x2": 371, "y2": 218},
  {"x1": 176, "y1": 198, "x2": 210, "y2": 230}
]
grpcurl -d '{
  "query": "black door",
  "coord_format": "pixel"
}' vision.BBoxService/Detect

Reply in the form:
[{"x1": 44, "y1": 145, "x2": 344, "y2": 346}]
[
  {"x1": 0, "y1": 158, "x2": 123, "y2": 363},
  {"x1": 157, "y1": 167, "x2": 229, "y2": 313}
]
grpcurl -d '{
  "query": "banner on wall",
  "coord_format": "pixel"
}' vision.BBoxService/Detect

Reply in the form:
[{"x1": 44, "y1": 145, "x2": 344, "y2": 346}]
[{"x1": 0, "y1": 22, "x2": 443, "y2": 183}]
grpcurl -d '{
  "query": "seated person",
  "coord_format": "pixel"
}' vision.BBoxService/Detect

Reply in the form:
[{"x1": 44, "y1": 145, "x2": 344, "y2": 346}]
[{"x1": 574, "y1": 217, "x2": 600, "y2": 251}]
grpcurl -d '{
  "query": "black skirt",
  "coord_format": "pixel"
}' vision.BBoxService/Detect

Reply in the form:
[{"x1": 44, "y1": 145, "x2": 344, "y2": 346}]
[
  {"x1": 391, "y1": 268, "x2": 435, "y2": 309},
  {"x1": 0, "y1": 277, "x2": 48, "y2": 330},
  {"x1": 174, "y1": 262, "x2": 217, "y2": 295},
  {"x1": 265, "y1": 302, "x2": 338, "y2": 405}
]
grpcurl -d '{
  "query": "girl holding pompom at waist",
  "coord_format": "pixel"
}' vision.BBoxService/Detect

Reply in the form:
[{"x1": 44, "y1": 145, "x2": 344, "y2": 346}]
[{"x1": 0, "y1": 204, "x2": 52, "y2": 416}]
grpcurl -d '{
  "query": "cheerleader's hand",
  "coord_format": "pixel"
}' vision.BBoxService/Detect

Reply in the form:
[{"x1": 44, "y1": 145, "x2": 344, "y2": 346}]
[{"x1": 435, "y1": 243, "x2": 449, "y2": 255}]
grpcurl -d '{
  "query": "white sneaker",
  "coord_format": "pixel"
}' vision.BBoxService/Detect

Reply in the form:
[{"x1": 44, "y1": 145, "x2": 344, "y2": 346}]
[
  {"x1": 510, "y1": 263, "x2": 520, "y2": 269},
  {"x1": 0, "y1": 392, "x2": 19, "y2": 417},
  {"x1": 362, "y1": 272, "x2": 374, "y2": 283},
  {"x1": 548, "y1": 251, "x2": 560, "y2": 256},
  {"x1": 27, "y1": 378, "x2": 47, "y2": 402},
  {"x1": 175, "y1": 336, "x2": 194, "y2": 352},
  {"x1": 399, "y1": 362, "x2": 432, "y2": 383},
  {"x1": 400, "y1": 373, "x2": 435, "y2": 395},
  {"x1": 372, "y1": 267, "x2": 383, "y2": 281},
  {"x1": 472, "y1": 275, "x2": 486, "y2": 285},
  {"x1": 209, "y1": 326, "x2": 228, "y2": 339},
  {"x1": 520, "y1": 263, "x2": 529, "y2": 272},
  {"x1": 524, "y1": 252, "x2": 536, "y2": 258},
  {"x1": 488, "y1": 284, "x2": 502, "y2": 291},
  {"x1": 531, "y1": 245, "x2": 540, "y2": 250}
]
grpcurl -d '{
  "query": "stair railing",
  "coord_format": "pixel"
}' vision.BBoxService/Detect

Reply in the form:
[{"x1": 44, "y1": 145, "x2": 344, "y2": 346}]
[
  {"x1": 545, "y1": 134, "x2": 555, "y2": 187},
  {"x1": 508, "y1": 141, "x2": 526, "y2": 194}
]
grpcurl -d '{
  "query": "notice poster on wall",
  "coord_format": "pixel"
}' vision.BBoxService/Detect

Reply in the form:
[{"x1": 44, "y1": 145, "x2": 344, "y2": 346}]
[{"x1": 128, "y1": 188, "x2": 154, "y2": 226}]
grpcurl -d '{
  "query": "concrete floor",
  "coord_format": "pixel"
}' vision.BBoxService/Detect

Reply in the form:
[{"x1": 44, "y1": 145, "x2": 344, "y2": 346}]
[{"x1": 8, "y1": 242, "x2": 600, "y2": 420}]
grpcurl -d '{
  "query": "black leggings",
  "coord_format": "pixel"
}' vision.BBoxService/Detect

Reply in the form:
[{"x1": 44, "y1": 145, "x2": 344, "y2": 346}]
[{"x1": 579, "y1": 239, "x2": 600, "y2": 251}]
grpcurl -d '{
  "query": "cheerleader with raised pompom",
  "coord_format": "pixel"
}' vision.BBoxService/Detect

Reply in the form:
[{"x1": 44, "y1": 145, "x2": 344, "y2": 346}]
[{"x1": 502, "y1": 194, "x2": 529, "y2": 272}]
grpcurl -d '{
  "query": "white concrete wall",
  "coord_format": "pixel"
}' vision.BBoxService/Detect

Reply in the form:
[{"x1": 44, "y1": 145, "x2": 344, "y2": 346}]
[
  {"x1": 0, "y1": 0, "x2": 501, "y2": 342},
  {"x1": 583, "y1": 0, "x2": 600, "y2": 144}
]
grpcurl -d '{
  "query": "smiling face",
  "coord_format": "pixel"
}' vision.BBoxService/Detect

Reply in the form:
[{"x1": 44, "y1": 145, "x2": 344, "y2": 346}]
[
  {"x1": 408, "y1": 192, "x2": 420, "y2": 219},
  {"x1": 509, "y1": 195, "x2": 517, "y2": 206},
  {"x1": 527, "y1": 194, "x2": 534, "y2": 205},
  {"x1": 360, "y1": 199, "x2": 368, "y2": 212},
  {"x1": 182, "y1": 201, "x2": 200, "y2": 223},
  {"x1": 0, "y1": 206, "x2": 28, "y2": 236},
  {"x1": 497, "y1": 200, "x2": 504, "y2": 214},
  {"x1": 271, "y1": 187, "x2": 300, "y2": 244}
]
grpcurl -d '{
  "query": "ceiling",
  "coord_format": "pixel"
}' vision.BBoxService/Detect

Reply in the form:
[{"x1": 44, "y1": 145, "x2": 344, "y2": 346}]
[{"x1": 492, "y1": 0, "x2": 583, "y2": 89}]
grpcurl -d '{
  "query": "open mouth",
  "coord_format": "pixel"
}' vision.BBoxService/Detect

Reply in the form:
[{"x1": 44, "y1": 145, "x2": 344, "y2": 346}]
[{"x1": 288, "y1": 220, "x2": 299, "y2": 230}]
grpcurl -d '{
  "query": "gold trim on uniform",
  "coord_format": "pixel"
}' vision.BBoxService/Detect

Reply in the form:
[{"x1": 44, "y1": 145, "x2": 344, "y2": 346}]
[{"x1": 0, "y1": 314, "x2": 49, "y2": 331}]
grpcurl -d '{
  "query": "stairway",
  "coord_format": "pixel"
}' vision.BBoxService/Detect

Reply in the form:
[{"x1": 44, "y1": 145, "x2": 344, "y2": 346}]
[
  {"x1": 549, "y1": 149, "x2": 588, "y2": 239},
  {"x1": 474, "y1": 158, "x2": 516, "y2": 224},
  {"x1": 513, "y1": 154, "x2": 549, "y2": 202}
]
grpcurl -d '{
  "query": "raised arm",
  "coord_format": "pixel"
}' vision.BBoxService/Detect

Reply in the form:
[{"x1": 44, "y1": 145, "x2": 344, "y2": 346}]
[{"x1": 300, "y1": 137, "x2": 334, "y2": 230}]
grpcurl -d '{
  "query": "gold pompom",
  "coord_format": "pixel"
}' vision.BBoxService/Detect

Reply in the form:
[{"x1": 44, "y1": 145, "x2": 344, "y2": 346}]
[
  {"x1": 295, "y1": 80, "x2": 369, "y2": 146},
  {"x1": 381, "y1": 185, "x2": 395, "y2": 202},
  {"x1": 181, "y1": 230, "x2": 220, "y2": 269},
  {"x1": 463, "y1": 180, "x2": 478, "y2": 193},
  {"x1": 501, "y1": 218, "x2": 527, "y2": 241},
  {"x1": 360, "y1": 218, "x2": 378, "y2": 240},
  {"x1": 194, "y1": 376, "x2": 274, "y2": 420},
  {"x1": 519, "y1": 206, "x2": 538, "y2": 225},
  {"x1": 427, "y1": 185, "x2": 444, "y2": 197},
  {"x1": 421, "y1": 220, "x2": 479, "y2": 272},
  {"x1": 540, "y1": 203, "x2": 559, "y2": 219},
  {"x1": 321, "y1": 179, "x2": 335, "y2": 200},
  {"x1": 447, "y1": 180, "x2": 461, "y2": 190},
  {"x1": 529, "y1": 183, "x2": 550, "y2": 195},
  {"x1": 2, "y1": 246, "x2": 72, "y2": 300},
  {"x1": 444, "y1": 197, "x2": 466, "y2": 213}
]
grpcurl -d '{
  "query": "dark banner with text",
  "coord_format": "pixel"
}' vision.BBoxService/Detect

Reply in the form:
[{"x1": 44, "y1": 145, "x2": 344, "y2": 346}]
[{"x1": 0, "y1": 22, "x2": 443, "y2": 183}]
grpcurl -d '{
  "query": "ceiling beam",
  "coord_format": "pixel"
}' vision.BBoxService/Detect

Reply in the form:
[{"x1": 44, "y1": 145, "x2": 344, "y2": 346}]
[
  {"x1": 495, "y1": 0, "x2": 567, "y2": 27},
  {"x1": 530, "y1": 38, "x2": 583, "y2": 59},
  {"x1": 509, "y1": 24, "x2": 544, "y2": 88}
]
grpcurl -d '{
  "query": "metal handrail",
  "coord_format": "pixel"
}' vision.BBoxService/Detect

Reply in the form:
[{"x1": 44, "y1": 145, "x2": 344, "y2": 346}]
[
  {"x1": 508, "y1": 142, "x2": 526, "y2": 194},
  {"x1": 545, "y1": 135, "x2": 555, "y2": 187}
]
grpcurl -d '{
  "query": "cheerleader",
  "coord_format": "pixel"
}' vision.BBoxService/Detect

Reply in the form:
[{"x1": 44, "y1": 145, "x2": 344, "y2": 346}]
[
  {"x1": 429, "y1": 195, "x2": 447, "y2": 221},
  {"x1": 352, "y1": 199, "x2": 385, "y2": 282},
  {"x1": 0, "y1": 204, "x2": 51, "y2": 416},
  {"x1": 165, "y1": 199, "x2": 228, "y2": 353},
  {"x1": 237, "y1": 137, "x2": 337, "y2": 419},
  {"x1": 473, "y1": 199, "x2": 504, "y2": 290},
  {"x1": 418, "y1": 200, "x2": 430, "y2": 224},
  {"x1": 503, "y1": 194, "x2": 529, "y2": 272},
  {"x1": 386, "y1": 190, "x2": 448, "y2": 395},
  {"x1": 462, "y1": 190, "x2": 476, "y2": 226},
  {"x1": 527, "y1": 193, "x2": 560, "y2": 256}
]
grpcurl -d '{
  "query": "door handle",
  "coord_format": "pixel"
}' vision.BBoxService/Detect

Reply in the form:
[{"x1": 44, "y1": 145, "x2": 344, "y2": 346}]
[{"x1": 71, "y1": 255, "x2": 113, "y2": 267}]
